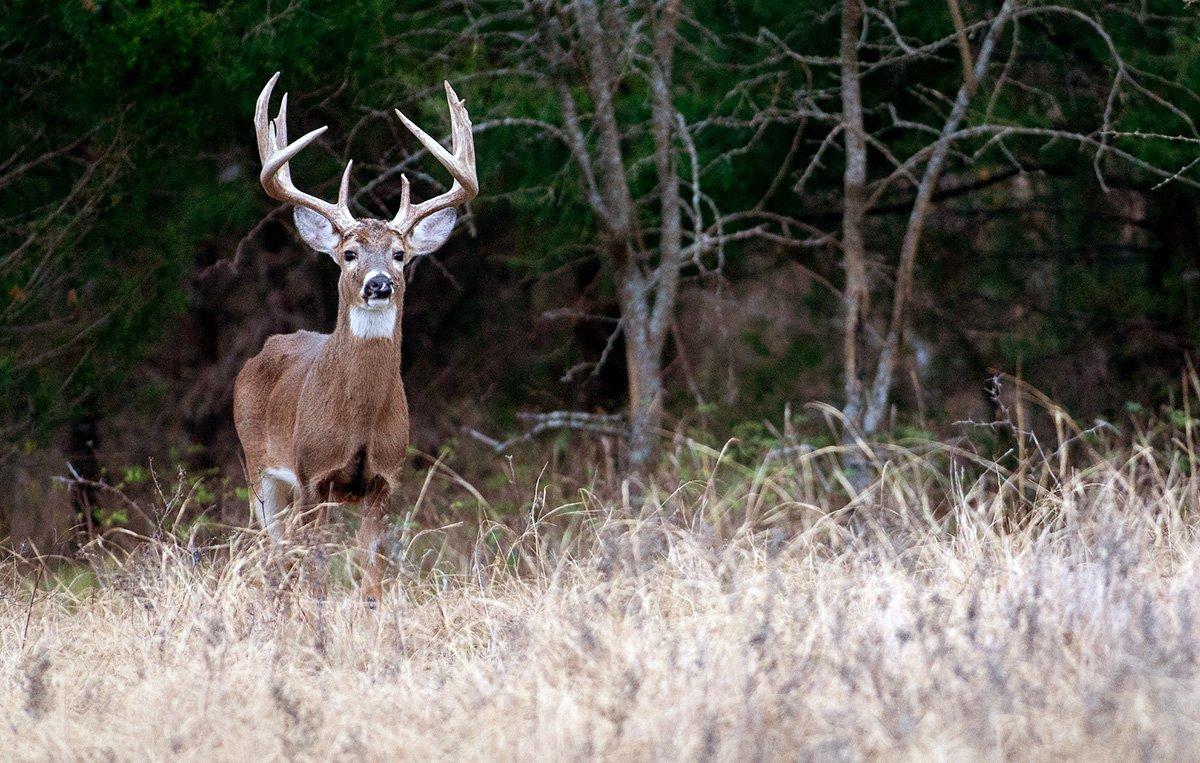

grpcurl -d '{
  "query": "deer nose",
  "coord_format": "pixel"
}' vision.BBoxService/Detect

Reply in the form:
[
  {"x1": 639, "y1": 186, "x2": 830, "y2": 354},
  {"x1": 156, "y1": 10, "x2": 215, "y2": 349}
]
[{"x1": 363, "y1": 274, "x2": 394, "y2": 300}]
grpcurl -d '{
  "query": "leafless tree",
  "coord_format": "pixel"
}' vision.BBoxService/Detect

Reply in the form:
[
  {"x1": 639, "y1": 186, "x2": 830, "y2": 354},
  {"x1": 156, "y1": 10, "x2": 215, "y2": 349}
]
[
  {"x1": 758, "y1": 0, "x2": 1200, "y2": 449},
  {"x1": 413, "y1": 0, "x2": 814, "y2": 472}
]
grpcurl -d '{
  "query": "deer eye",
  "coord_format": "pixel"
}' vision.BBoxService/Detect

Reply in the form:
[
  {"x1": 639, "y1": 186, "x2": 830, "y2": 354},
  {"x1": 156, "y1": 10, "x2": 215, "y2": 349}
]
[
  {"x1": 392, "y1": 250, "x2": 404, "y2": 262},
  {"x1": 343, "y1": 250, "x2": 358, "y2": 263}
]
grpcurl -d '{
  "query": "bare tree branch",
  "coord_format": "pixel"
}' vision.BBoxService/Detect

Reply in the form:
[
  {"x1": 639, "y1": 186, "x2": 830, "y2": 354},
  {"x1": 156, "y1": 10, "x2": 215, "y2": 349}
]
[{"x1": 861, "y1": 0, "x2": 1019, "y2": 434}]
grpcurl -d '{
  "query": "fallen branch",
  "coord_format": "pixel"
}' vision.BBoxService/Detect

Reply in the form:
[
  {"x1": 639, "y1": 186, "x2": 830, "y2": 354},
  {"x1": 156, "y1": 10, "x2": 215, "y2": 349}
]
[{"x1": 465, "y1": 410, "x2": 628, "y2": 453}]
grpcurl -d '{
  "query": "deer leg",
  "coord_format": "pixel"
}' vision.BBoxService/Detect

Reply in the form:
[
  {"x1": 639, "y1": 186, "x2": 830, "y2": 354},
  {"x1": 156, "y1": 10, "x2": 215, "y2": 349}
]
[
  {"x1": 254, "y1": 467, "x2": 303, "y2": 539},
  {"x1": 356, "y1": 492, "x2": 388, "y2": 605},
  {"x1": 253, "y1": 472, "x2": 290, "y2": 542}
]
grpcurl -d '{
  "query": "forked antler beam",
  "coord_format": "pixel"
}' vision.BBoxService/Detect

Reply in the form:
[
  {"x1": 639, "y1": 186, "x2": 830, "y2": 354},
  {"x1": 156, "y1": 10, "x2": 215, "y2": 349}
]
[
  {"x1": 254, "y1": 72, "x2": 357, "y2": 233},
  {"x1": 254, "y1": 74, "x2": 477, "y2": 239},
  {"x1": 390, "y1": 81, "x2": 478, "y2": 240}
]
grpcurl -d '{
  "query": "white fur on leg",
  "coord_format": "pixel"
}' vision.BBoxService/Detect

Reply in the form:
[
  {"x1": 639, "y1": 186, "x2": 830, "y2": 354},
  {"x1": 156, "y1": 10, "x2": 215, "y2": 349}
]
[
  {"x1": 255, "y1": 470, "x2": 296, "y2": 541},
  {"x1": 349, "y1": 305, "x2": 397, "y2": 339},
  {"x1": 264, "y1": 467, "x2": 300, "y2": 490}
]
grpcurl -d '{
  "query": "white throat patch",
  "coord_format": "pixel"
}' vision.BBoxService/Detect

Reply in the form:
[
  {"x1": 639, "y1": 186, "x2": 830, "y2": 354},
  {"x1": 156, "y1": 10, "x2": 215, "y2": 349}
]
[{"x1": 349, "y1": 305, "x2": 398, "y2": 339}]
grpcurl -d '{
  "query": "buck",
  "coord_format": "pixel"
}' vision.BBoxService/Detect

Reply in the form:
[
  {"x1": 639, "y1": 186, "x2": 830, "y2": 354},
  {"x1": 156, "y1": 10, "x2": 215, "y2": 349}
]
[{"x1": 233, "y1": 72, "x2": 477, "y2": 600}]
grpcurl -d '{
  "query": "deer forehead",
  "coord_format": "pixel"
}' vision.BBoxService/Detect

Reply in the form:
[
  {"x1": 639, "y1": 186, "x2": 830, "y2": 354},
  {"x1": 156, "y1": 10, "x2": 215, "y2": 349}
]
[{"x1": 341, "y1": 220, "x2": 401, "y2": 251}]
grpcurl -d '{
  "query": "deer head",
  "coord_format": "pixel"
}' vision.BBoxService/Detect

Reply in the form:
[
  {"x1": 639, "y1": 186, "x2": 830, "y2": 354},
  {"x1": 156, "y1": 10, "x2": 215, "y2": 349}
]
[{"x1": 253, "y1": 72, "x2": 477, "y2": 337}]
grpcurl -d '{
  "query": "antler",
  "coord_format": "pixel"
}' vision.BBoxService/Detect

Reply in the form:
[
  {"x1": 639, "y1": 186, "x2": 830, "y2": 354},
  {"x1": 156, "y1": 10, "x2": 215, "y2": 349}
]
[
  {"x1": 254, "y1": 72, "x2": 357, "y2": 233},
  {"x1": 390, "y1": 81, "x2": 478, "y2": 239}
]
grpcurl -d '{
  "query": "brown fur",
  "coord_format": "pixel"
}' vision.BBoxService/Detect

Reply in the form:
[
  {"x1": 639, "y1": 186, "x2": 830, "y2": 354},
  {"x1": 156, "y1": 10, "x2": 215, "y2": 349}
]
[
  {"x1": 243, "y1": 74, "x2": 475, "y2": 602},
  {"x1": 233, "y1": 220, "x2": 411, "y2": 599}
]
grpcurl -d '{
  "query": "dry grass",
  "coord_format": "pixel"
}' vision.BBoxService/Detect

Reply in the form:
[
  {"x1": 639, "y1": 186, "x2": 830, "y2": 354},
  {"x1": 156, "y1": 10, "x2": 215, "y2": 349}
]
[{"x1": 5, "y1": 414, "x2": 1200, "y2": 760}]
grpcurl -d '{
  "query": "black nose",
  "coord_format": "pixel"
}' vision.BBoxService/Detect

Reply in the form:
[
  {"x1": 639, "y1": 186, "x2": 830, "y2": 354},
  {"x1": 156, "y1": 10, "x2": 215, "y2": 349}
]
[{"x1": 364, "y1": 274, "x2": 394, "y2": 299}]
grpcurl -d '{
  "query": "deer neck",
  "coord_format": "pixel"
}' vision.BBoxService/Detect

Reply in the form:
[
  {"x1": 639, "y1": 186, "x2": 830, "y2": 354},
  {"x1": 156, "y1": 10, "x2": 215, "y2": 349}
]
[
  {"x1": 332, "y1": 294, "x2": 403, "y2": 345},
  {"x1": 324, "y1": 297, "x2": 405, "y2": 381},
  {"x1": 307, "y1": 298, "x2": 406, "y2": 424}
]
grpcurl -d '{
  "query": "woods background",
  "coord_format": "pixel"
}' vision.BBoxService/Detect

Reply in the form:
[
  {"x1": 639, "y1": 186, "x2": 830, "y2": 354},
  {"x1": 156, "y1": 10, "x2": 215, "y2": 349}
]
[{"x1": 4, "y1": 0, "x2": 1200, "y2": 548}]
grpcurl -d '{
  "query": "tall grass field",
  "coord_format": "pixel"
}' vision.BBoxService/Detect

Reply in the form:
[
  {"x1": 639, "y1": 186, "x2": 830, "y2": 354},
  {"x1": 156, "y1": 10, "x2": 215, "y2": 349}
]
[{"x1": 4, "y1": 403, "x2": 1200, "y2": 759}]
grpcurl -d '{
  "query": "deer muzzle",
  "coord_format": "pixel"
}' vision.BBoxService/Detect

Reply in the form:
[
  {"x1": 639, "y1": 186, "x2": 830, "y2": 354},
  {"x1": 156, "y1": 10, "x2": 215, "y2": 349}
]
[{"x1": 362, "y1": 273, "x2": 394, "y2": 305}]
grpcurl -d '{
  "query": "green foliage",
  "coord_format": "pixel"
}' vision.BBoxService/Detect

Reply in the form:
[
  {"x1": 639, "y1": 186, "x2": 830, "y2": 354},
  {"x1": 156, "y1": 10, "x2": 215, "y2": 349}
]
[
  {"x1": 0, "y1": 0, "x2": 404, "y2": 455},
  {"x1": 4, "y1": 0, "x2": 1200, "y2": 476}
]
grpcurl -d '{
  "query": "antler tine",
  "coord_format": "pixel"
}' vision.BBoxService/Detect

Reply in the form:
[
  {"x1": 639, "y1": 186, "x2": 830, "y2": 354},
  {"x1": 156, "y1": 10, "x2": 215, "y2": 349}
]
[
  {"x1": 253, "y1": 72, "x2": 356, "y2": 233},
  {"x1": 390, "y1": 81, "x2": 478, "y2": 238},
  {"x1": 395, "y1": 174, "x2": 412, "y2": 219},
  {"x1": 260, "y1": 124, "x2": 328, "y2": 183},
  {"x1": 338, "y1": 160, "x2": 354, "y2": 208},
  {"x1": 253, "y1": 72, "x2": 282, "y2": 166},
  {"x1": 444, "y1": 81, "x2": 477, "y2": 192},
  {"x1": 276, "y1": 92, "x2": 288, "y2": 147},
  {"x1": 272, "y1": 91, "x2": 293, "y2": 187}
]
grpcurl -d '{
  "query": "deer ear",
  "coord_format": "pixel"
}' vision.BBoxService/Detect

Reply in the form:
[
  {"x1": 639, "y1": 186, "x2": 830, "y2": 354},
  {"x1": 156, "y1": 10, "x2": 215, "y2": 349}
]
[
  {"x1": 407, "y1": 209, "x2": 457, "y2": 256},
  {"x1": 293, "y1": 207, "x2": 340, "y2": 255}
]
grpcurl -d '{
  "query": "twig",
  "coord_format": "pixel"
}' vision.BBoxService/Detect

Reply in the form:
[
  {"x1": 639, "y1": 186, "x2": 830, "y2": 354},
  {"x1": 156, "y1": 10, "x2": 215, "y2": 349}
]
[
  {"x1": 55, "y1": 468, "x2": 157, "y2": 530},
  {"x1": 198, "y1": 203, "x2": 288, "y2": 279},
  {"x1": 22, "y1": 562, "x2": 45, "y2": 647},
  {"x1": 946, "y1": 0, "x2": 975, "y2": 94}
]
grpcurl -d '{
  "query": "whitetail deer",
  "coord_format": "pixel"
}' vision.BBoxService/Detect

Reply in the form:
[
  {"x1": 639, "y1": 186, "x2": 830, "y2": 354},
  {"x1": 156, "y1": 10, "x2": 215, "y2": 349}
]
[{"x1": 234, "y1": 72, "x2": 477, "y2": 600}]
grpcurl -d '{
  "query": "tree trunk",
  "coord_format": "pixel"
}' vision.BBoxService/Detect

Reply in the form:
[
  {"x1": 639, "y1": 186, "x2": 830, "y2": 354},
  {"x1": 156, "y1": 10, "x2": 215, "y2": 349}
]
[
  {"x1": 838, "y1": 0, "x2": 870, "y2": 437},
  {"x1": 624, "y1": 318, "x2": 664, "y2": 474},
  {"x1": 622, "y1": 0, "x2": 683, "y2": 476},
  {"x1": 613, "y1": 245, "x2": 666, "y2": 474},
  {"x1": 540, "y1": 0, "x2": 682, "y2": 476}
]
